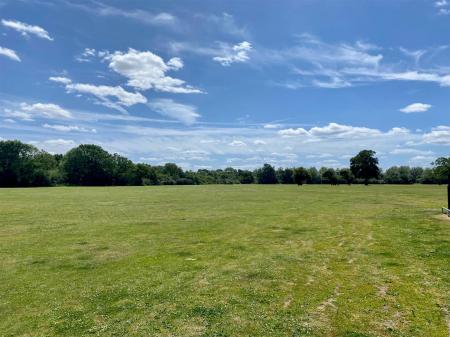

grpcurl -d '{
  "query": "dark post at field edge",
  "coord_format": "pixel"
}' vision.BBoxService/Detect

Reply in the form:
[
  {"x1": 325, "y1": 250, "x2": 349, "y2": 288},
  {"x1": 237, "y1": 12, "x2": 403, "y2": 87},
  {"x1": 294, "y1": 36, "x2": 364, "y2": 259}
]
[{"x1": 448, "y1": 174, "x2": 450, "y2": 210}]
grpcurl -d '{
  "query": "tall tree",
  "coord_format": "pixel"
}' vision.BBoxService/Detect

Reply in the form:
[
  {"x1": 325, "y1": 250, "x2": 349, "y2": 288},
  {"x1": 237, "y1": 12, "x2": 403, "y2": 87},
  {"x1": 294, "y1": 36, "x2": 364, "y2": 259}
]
[
  {"x1": 112, "y1": 154, "x2": 138, "y2": 185},
  {"x1": 338, "y1": 168, "x2": 354, "y2": 185},
  {"x1": 433, "y1": 157, "x2": 450, "y2": 210},
  {"x1": 0, "y1": 140, "x2": 42, "y2": 187},
  {"x1": 61, "y1": 144, "x2": 115, "y2": 186},
  {"x1": 350, "y1": 150, "x2": 381, "y2": 185},
  {"x1": 321, "y1": 168, "x2": 338, "y2": 185},
  {"x1": 277, "y1": 168, "x2": 294, "y2": 184},
  {"x1": 293, "y1": 167, "x2": 310, "y2": 186},
  {"x1": 256, "y1": 164, "x2": 278, "y2": 184},
  {"x1": 237, "y1": 169, "x2": 254, "y2": 184}
]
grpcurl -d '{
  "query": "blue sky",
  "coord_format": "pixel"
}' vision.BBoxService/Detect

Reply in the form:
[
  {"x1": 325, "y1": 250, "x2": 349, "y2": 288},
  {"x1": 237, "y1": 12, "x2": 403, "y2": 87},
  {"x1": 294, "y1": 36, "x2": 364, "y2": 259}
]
[{"x1": 0, "y1": 0, "x2": 449, "y2": 169}]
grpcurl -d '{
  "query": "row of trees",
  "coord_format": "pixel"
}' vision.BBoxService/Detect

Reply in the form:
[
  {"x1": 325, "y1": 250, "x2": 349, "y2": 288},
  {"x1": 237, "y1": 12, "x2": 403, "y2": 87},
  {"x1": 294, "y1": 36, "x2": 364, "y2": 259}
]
[{"x1": 0, "y1": 140, "x2": 448, "y2": 187}]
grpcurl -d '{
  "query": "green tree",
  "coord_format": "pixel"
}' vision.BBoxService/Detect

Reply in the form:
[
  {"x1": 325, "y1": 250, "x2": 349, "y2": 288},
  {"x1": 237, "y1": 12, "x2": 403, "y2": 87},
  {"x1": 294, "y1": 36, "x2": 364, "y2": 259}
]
[
  {"x1": 321, "y1": 168, "x2": 338, "y2": 185},
  {"x1": 433, "y1": 157, "x2": 450, "y2": 180},
  {"x1": 276, "y1": 168, "x2": 294, "y2": 184},
  {"x1": 293, "y1": 167, "x2": 310, "y2": 185},
  {"x1": 421, "y1": 168, "x2": 437, "y2": 184},
  {"x1": 164, "y1": 163, "x2": 183, "y2": 178},
  {"x1": 384, "y1": 167, "x2": 400, "y2": 184},
  {"x1": 410, "y1": 167, "x2": 424, "y2": 183},
  {"x1": 135, "y1": 163, "x2": 159, "y2": 185},
  {"x1": 398, "y1": 166, "x2": 412, "y2": 184},
  {"x1": 238, "y1": 169, "x2": 254, "y2": 184},
  {"x1": 350, "y1": 150, "x2": 381, "y2": 185},
  {"x1": 433, "y1": 157, "x2": 450, "y2": 209},
  {"x1": 0, "y1": 140, "x2": 40, "y2": 186},
  {"x1": 32, "y1": 151, "x2": 59, "y2": 186},
  {"x1": 307, "y1": 167, "x2": 321, "y2": 184},
  {"x1": 61, "y1": 144, "x2": 115, "y2": 186},
  {"x1": 256, "y1": 164, "x2": 278, "y2": 184},
  {"x1": 112, "y1": 154, "x2": 138, "y2": 185},
  {"x1": 338, "y1": 168, "x2": 354, "y2": 185}
]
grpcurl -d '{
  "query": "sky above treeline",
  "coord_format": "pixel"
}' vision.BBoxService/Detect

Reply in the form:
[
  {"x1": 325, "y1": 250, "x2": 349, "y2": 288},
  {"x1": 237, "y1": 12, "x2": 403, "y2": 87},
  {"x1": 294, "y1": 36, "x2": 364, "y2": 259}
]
[{"x1": 0, "y1": 0, "x2": 449, "y2": 169}]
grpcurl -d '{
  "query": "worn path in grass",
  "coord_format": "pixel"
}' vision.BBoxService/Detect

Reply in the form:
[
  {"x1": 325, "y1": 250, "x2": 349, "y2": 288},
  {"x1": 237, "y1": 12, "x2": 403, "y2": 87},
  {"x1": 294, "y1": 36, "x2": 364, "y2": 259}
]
[{"x1": 0, "y1": 185, "x2": 449, "y2": 336}]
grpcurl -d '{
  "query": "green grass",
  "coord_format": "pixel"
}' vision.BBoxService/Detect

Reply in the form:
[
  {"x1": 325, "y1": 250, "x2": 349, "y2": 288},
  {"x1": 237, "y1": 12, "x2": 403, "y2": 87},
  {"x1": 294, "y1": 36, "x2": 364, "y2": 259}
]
[{"x1": 0, "y1": 185, "x2": 449, "y2": 337}]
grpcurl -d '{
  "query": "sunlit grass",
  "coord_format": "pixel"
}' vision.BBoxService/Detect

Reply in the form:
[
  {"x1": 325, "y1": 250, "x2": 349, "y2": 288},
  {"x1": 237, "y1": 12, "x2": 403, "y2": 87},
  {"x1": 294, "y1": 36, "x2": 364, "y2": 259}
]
[{"x1": 0, "y1": 185, "x2": 449, "y2": 336}]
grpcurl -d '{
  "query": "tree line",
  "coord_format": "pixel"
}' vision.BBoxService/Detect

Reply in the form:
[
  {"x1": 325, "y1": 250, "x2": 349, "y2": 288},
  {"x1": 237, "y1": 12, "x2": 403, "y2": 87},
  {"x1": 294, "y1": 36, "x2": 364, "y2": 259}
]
[{"x1": 0, "y1": 140, "x2": 448, "y2": 187}]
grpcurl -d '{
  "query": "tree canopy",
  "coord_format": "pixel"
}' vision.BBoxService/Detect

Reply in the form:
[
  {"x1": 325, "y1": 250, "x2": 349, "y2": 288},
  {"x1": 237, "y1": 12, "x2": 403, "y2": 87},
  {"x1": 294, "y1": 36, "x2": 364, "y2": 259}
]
[
  {"x1": 256, "y1": 164, "x2": 278, "y2": 184},
  {"x1": 350, "y1": 150, "x2": 381, "y2": 185},
  {"x1": 0, "y1": 140, "x2": 447, "y2": 187},
  {"x1": 433, "y1": 157, "x2": 450, "y2": 182},
  {"x1": 62, "y1": 145, "x2": 116, "y2": 186},
  {"x1": 293, "y1": 167, "x2": 310, "y2": 185}
]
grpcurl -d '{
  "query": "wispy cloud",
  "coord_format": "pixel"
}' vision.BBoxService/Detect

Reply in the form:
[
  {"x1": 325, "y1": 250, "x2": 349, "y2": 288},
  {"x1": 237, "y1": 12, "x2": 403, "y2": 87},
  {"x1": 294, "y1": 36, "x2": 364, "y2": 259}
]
[
  {"x1": 213, "y1": 41, "x2": 252, "y2": 66},
  {"x1": 43, "y1": 123, "x2": 96, "y2": 133},
  {"x1": 257, "y1": 34, "x2": 450, "y2": 89},
  {"x1": 1, "y1": 19, "x2": 53, "y2": 40},
  {"x1": 198, "y1": 12, "x2": 249, "y2": 38},
  {"x1": 50, "y1": 76, "x2": 147, "y2": 113},
  {"x1": 0, "y1": 46, "x2": 20, "y2": 61},
  {"x1": 2, "y1": 102, "x2": 72, "y2": 121},
  {"x1": 62, "y1": 1, "x2": 177, "y2": 27},
  {"x1": 147, "y1": 99, "x2": 200, "y2": 125},
  {"x1": 20, "y1": 103, "x2": 72, "y2": 119}
]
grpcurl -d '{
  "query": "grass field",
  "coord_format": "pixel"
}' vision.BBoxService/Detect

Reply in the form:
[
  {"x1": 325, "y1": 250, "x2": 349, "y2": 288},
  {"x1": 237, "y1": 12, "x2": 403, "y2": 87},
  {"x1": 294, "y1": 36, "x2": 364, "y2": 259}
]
[{"x1": 0, "y1": 185, "x2": 449, "y2": 337}]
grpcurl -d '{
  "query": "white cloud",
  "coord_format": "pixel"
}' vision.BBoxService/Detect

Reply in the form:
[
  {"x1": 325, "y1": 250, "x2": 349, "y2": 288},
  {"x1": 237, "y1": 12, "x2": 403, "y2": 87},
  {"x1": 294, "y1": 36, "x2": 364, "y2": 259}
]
[
  {"x1": 35, "y1": 139, "x2": 76, "y2": 154},
  {"x1": 49, "y1": 76, "x2": 72, "y2": 84},
  {"x1": 229, "y1": 140, "x2": 247, "y2": 147},
  {"x1": 51, "y1": 76, "x2": 147, "y2": 112},
  {"x1": 0, "y1": 46, "x2": 20, "y2": 62},
  {"x1": 309, "y1": 123, "x2": 382, "y2": 138},
  {"x1": 66, "y1": 83, "x2": 147, "y2": 107},
  {"x1": 147, "y1": 99, "x2": 200, "y2": 125},
  {"x1": 390, "y1": 148, "x2": 433, "y2": 155},
  {"x1": 3, "y1": 108, "x2": 33, "y2": 121},
  {"x1": 105, "y1": 48, "x2": 203, "y2": 93},
  {"x1": 1, "y1": 19, "x2": 53, "y2": 40},
  {"x1": 422, "y1": 126, "x2": 450, "y2": 145},
  {"x1": 201, "y1": 13, "x2": 248, "y2": 38},
  {"x1": 387, "y1": 127, "x2": 410, "y2": 135},
  {"x1": 20, "y1": 103, "x2": 72, "y2": 119},
  {"x1": 263, "y1": 123, "x2": 283, "y2": 129},
  {"x1": 409, "y1": 155, "x2": 435, "y2": 165},
  {"x1": 95, "y1": 5, "x2": 176, "y2": 26},
  {"x1": 63, "y1": 1, "x2": 177, "y2": 27},
  {"x1": 435, "y1": 0, "x2": 448, "y2": 7},
  {"x1": 278, "y1": 123, "x2": 410, "y2": 141},
  {"x1": 399, "y1": 103, "x2": 432, "y2": 113},
  {"x1": 43, "y1": 123, "x2": 96, "y2": 133},
  {"x1": 399, "y1": 47, "x2": 426, "y2": 64},
  {"x1": 75, "y1": 48, "x2": 97, "y2": 62},
  {"x1": 213, "y1": 41, "x2": 252, "y2": 66},
  {"x1": 43, "y1": 139, "x2": 75, "y2": 146},
  {"x1": 377, "y1": 71, "x2": 450, "y2": 86},
  {"x1": 278, "y1": 128, "x2": 309, "y2": 137},
  {"x1": 312, "y1": 77, "x2": 352, "y2": 89},
  {"x1": 260, "y1": 35, "x2": 450, "y2": 89},
  {"x1": 167, "y1": 57, "x2": 183, "y2": 70},
  {"x1": 267, "y1": 34, "x2": 382, "y2": 68},
  {"x1": 45, "y1": 120, "x2": 435, "y2": 169}
]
